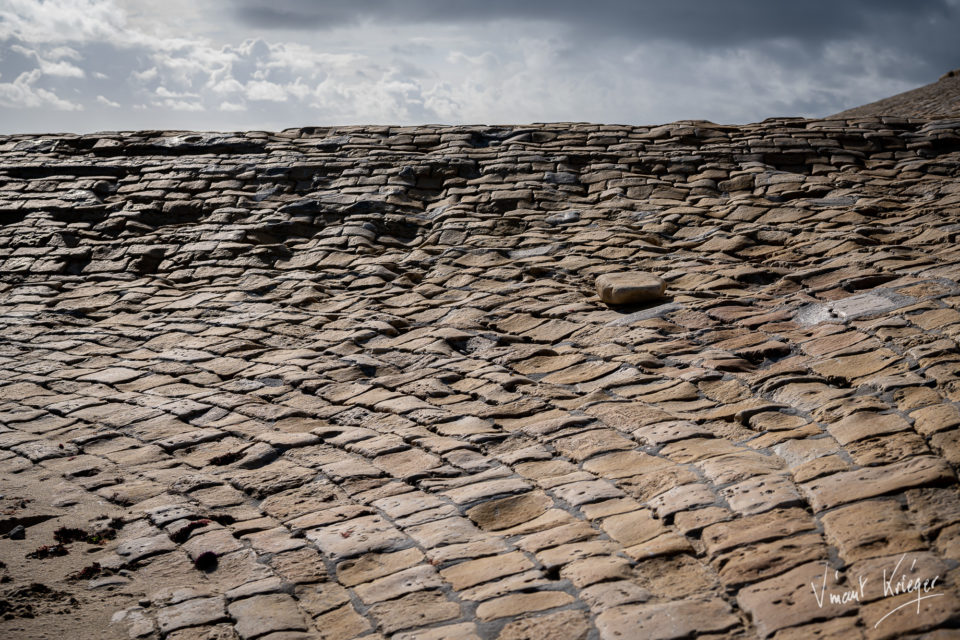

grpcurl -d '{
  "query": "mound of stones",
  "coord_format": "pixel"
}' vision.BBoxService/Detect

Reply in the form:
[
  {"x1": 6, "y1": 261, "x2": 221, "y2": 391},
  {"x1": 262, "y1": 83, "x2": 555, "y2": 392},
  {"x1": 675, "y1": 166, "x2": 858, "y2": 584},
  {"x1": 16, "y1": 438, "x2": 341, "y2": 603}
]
[
  {"x1": 833, "y1": 68, "x2": 960, "y2": 120},
  {"x1": 1, "y1": 116, "x2": 960, "y2": 639}
]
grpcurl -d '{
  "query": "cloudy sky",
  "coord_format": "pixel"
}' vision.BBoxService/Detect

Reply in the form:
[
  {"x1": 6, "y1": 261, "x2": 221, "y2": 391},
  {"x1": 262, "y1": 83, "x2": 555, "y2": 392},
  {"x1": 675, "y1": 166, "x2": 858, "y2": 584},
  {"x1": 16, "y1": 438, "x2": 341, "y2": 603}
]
[{"x1": 1, "y1": 0, "x2": 958, "y2": 133}]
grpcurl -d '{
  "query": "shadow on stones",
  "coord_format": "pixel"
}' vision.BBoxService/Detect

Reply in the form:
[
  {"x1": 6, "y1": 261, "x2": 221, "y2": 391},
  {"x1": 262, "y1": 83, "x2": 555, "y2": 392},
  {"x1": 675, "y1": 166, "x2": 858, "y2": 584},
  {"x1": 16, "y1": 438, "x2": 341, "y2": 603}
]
[
  {"x1": 607, "y1": 296, "x2": 676, "y2": 315},
  {"x1": 603, "y1": 297, "x2": 681, "y2": 327}
]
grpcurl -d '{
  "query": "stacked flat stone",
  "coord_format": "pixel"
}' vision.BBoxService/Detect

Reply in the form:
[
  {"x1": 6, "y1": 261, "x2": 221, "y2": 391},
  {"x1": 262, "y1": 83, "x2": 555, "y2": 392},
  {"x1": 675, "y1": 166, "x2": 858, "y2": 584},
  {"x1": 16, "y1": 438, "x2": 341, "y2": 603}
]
[{"x1": 0, "y1": 117, "x2": 959, "y2": 639}]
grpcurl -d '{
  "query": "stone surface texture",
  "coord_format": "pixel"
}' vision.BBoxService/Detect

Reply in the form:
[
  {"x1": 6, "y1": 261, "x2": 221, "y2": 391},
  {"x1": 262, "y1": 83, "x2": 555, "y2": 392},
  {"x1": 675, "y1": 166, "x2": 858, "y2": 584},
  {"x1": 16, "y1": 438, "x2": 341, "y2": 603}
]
[
  {"x1": 1, "y1": 115, "x2": 960, "y2": 640},
  {"x1": 833, "y1": 68, "x2": 960, "y2": 119},
  {"x1": 595, "y1": 272, "x2": 667, "y2": 306}
]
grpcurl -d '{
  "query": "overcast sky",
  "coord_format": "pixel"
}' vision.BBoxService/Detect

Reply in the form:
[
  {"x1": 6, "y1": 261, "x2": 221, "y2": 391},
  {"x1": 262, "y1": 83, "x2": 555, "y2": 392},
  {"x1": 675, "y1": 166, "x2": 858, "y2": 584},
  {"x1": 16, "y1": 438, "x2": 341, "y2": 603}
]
[{"x1": 1, "y1": 0, "x2": 958, "y2": 133}]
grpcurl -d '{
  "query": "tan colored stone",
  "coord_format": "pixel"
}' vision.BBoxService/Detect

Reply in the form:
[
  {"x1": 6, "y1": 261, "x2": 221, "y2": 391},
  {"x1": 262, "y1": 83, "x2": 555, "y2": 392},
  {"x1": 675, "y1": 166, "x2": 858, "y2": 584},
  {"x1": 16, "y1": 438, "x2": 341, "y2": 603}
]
[
  {"x1": 821, "y1": 499, "x2": 926, "y2": 563},
  {"x1": 496, "y1": 610, "x2": 591, "y2": 640},
  {"x1": 460, "y1": 570, "x2": 551, "y2": 602},
  {"x1": 749, "y1": 411, "x2": 809, "y2": 432},
  {"x1": 648, "y1": 483, "x2": 717, "y2": 517},
  {"x1": 623, "y1": 532, "x2": 693, "y2": 560},
  {"x1": 600, "y1": 509, "x2": 666, "y2": 546},
  {"x1": 703, "y1": 507, "x2": 816, "y2": 555},
  {"x1": 551, "y1": 479, "x2": 624, "y2": 505},
  {"x1": 579, "y1": 497, "x2": 645, "y2": 520},
  {"x1": 156, "y1": 597, "x2": 228, "y2": 635},
  {"x1": 579, "y1": 580, "x2": 651, "y2": 611},
  {"x1": 672, "y1": 505, "x2": 732, "y2": 535},
  {"x1": 595, "y1": 272, "x2": 667, "y2": 305},
  {"x1": 581, "y1": 450, "x2": 671, "y2": 478},
  {"x1": 496, "y1": 509, "x2": 579, "y2": 536},
  {"x1": 595, "y1": 598, "x2": 738, "y2": 640},
  {"x1": 536, "y1": 540, "x2": 621, "y2": 569},
  {"x1": 860, "y1": 590, "x2": 960, "y2": 640},
  {"x1": 353, "y1": 564, "x2": 444, "y2": 604},
  {"x1": 827, "y1": 411, "x2": 911, "y2": 445},
  {"x1": 791, "y1": 454, "x2": 850, "y2": 483},
  {"x1": 846, "y1": 431, "x2": 931, "y2": 466},
  {"x1": 696, "y1": 451, "x2": 785, "y2": 485},
  {"x1": 442, "y1": 477, "x2": 532, "y2": 505},
  {"x1": 811, "y1": 349, "x2": 907, "y2": 384},
  {"x1": 517, "y1": 521, "x2": 599, "y2": 552},
  {"x1": 722, "y1": 473, "x2": 803, "y2": 515},
  {"x1": 906, "y1": 487, "x2": 960, "y2": 535},
  {"x1": 541, "y1": 360, "x2": 620, "y2": 385},
  {"x1": 440, "y1": 551, "x2": 534, "y2": 590},
  {"x1": 394, "y1": 623, "x2": 481, "y2": 640},
  {"x1": 475, "y1": 590, "x2": 575, "y2": 621},
  {"x1": 910, "y1": 403, "x2": 960, "y2": 435},
  {"x1": 368, "y1": 590, "x2": 460, "y2": 634},
  {"x1": 305, "y1": 515, "x2": 409, "y2": 560},
  {"x1": 658, "y1": 437, "x2": 742, "y2": 463},
  {"x1": 227, "y1": 594, "x2": 307, "y2": 640},
  {"x1": 294, "y1": 582, "x2": 351, "y2": 617},
  {"x1": 269, "y1": 549, "x2": 328, "y2": 584},
  {"x1": 560, "y1": 555, "x2": 633, "y2": 588},
  {"x1": 930, "y1": 428, "x2": 960, "y2": 463},
  {"x1": 312, "y1": 603, "x2": 371, "y2": 640},
  {"x1": 845, "y1": 551, "x2": 952, "y2": 604},
  {"x1": 335, "y1": 547, "x2": 424, "y2": 587},
  {"x1": 771, "y1": 616, "x2": 864, "y2": 640},
  {"x1": 737, "y1": 562, "x2": 857, "y2": 638},
  {"x1": 630, "y1": 554, "x2": 719, "y2": 599},
  {"x1": 800, "y1": 456, "x2": 955, "y2": 511},
  {"x1": 466, "y1": 491, "x2": 553, "y2": 531},
  {"x1": 551, "y1": 428, "x2": 635, "y2": 462},
  {"x1": 712, "y1": 532, "x2": 827, "y2": 586}
]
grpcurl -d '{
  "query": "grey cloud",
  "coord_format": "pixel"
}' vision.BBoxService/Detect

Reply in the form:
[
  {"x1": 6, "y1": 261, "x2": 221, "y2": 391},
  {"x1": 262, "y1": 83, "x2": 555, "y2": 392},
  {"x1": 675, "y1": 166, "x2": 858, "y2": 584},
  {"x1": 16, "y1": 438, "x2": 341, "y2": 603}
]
[
  {"x1": 232, "y1": 0, "x2": 960, "y2": 83},
  {"x1": 231, "y1": 0, "x2": 952, "y2": 44}
]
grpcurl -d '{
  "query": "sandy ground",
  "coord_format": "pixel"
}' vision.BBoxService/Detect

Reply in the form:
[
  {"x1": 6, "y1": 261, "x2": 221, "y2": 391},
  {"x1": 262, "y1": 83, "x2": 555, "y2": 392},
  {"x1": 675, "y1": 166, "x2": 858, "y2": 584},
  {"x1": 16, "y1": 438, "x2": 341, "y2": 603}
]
[{"x1": 0, "y1": 458, "x2": 143, "y2": 639}]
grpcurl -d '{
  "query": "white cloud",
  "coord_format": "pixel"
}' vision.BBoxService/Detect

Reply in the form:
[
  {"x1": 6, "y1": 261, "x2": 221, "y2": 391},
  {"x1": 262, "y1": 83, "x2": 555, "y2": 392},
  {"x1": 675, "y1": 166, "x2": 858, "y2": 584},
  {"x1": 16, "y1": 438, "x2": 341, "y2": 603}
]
[
  {"x1": 37, "y1": 58, "x2": 85, "y2": 77},
  {"x1": 150, "y1": 49, "x2": 230, "y2": 89},
  {"x1": 96, "y1": 94, "x2": 121, "y2": 107},
  {"x1": 209, "y1": 77, "x2": 244, "y2": 94},
  {"x1": 131, "y1": 67, "x2": 159, "y2": 82},
  {"x1": 0, "y1": 69, "x2": 82, "y2": 110},
  {"x1": 156, "y1": 98, "x2": 204, "y2": 111},
  {"x1": 9, "y1": 43, "x2": 34, "y2": 57},
  {"x1": 219, "y1": 100, "x2": 246, "y2": 111},
  {"x1": 245, "y1": 79, "x2": 287, "y2": 101},
  {"x1": 0, "y1": 0, "x2": 138, "y2": 52},
  {"x1": 9, "y1": 43, "x2": 85, "y2": 77},
  {"x1": 263, "y1": 42, "x2": 363, "y2": 74},
  {"x1": 155, "y1": 85, "x2": 198, "y2": 99},
  {"x1": 285, "y1": 79, "x2": 311, "y2": 100},
  {"x1": 47, "y1": 46, "x2": 81, "y2": 60}
]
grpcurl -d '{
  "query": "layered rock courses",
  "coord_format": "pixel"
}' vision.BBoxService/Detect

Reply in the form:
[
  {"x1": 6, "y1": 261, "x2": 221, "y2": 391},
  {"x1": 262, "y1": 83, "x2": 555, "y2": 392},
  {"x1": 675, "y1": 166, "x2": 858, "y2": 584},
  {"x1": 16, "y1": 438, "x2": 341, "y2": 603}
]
[{"x1": 1, "y1": 117, "x2": 960, "y2": 639}]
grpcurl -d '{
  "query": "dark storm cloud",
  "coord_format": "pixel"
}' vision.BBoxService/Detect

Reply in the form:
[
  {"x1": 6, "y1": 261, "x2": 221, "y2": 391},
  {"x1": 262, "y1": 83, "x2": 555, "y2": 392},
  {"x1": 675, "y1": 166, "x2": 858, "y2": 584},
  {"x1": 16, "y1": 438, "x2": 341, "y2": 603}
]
[
  {"x1": 233, "y1": 0, "x2": 960, "y2": 81},
  {"x1": 231, "y1": 0, "x2": 949, "y2": 44}
]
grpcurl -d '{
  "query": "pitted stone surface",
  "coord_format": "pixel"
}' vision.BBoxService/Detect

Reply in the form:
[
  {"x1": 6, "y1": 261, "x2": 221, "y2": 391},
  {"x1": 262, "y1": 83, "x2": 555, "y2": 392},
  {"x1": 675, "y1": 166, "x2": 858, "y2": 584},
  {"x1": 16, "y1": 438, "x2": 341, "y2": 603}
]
[{"x1": 1, "y1": 118, "x2": 960, "y2": 640}]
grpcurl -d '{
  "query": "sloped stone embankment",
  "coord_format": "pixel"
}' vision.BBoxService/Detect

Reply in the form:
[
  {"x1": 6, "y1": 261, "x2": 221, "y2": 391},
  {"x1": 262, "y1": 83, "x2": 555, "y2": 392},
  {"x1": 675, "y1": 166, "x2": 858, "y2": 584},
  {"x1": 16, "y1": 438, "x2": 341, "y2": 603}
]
[{"x1": 1, "y1": 118, "x2": 960, "y2": 638}]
